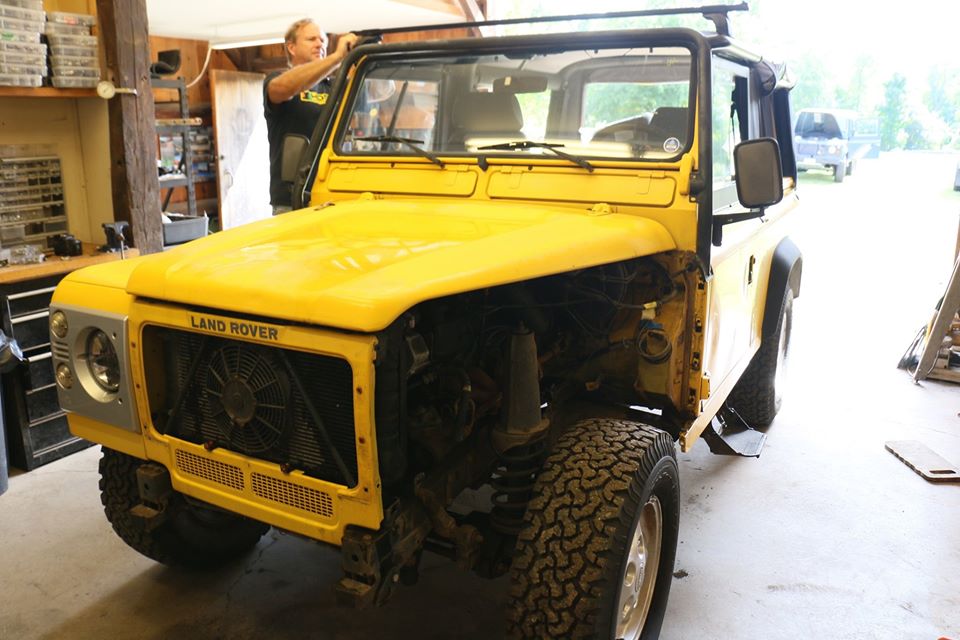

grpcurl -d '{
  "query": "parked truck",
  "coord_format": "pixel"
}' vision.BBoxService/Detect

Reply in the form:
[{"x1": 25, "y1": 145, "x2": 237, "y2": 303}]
[
  {"x1": 794, "y1": 108, "x2": 881, "y2": 182},
  {"x1": 50, "y1": 4, "x2": 802, "y2": 638}
]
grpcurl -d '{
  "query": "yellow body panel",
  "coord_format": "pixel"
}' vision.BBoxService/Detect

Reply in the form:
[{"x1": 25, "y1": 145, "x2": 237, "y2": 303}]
[
  {"x1": 327, "y1": 163, "x2": 478, "y2": 196},
  {"x1": 680, "y1": 190, "x2": 800, "y2": 450},
  {"x1": 485, "y1": 167, "x2": 676, "y2": 207},
  {"x1": 122, "y1": 198, "x2": 678, "y2": 333}
]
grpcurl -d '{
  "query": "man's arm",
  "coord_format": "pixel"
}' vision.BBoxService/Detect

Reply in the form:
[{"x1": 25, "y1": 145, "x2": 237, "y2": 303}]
[{"x1": 267, "y1": 33, "x2": 359, "y2": 104}]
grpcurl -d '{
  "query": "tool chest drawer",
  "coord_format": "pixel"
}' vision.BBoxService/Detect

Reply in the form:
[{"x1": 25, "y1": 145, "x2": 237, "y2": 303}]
[{"x1": 1, "y1": 273, "x2": 91, "y2": 470}]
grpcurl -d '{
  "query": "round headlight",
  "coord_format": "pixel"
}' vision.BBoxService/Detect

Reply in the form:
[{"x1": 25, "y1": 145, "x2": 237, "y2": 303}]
[
  {"x1": 50, "y1": 311, "x2": 68, "y2": 339},
  {"x1": 85, "y1": 330, "x2": 120, "y2": 393}
]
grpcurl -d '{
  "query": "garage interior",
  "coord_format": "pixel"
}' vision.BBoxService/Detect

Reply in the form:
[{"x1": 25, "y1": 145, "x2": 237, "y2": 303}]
[{"x1": 0, "y1": 1, "x2": 958, "y2": 639}]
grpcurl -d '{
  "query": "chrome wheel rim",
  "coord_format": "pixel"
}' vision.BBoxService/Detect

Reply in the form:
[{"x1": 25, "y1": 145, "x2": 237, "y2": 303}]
[{"x1": 615, "y1": 495, "x2": 663, "y2": 640}]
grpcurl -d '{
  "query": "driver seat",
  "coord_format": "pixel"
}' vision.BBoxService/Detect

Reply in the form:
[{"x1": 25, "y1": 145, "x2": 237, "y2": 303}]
[{"x1": 447, "y1": 92, "x2": 524, "y2": 150}]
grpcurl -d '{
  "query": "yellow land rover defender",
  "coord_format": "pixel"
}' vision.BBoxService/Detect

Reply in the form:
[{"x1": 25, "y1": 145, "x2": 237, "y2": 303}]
[{"x1": 51, "y1": 5, "x2": 801, "y2": 638}]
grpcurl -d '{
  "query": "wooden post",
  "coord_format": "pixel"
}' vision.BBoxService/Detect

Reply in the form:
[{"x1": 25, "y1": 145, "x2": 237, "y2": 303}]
[{"x1": 96, "y1": 0, "x2": 163, "y2": 254}]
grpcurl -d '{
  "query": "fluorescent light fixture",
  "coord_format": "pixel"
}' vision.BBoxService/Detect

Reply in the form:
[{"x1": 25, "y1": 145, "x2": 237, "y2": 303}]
[{"x1": 211, "y1": 36, "x2": 283, "y2": 50}]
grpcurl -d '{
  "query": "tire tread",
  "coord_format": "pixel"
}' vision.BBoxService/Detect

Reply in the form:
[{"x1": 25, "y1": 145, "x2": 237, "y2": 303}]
[{"x1": 506, "y1": 419, "x2": 678, "y2": 639}]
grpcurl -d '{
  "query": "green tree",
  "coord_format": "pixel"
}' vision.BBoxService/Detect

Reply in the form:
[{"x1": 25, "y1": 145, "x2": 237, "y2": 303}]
[
  {"x1": 835, "y1": 56, "x2": 873, "y2": 112},
  {"x1": 879, "y1": 73, "x2": 907, "y2": 151},
  {"x1": 925, "y1": 67, "x2": 960, "y2": 127},
  {"x1": 788, "y1": 55, "x2": 830, "y2": 113}
]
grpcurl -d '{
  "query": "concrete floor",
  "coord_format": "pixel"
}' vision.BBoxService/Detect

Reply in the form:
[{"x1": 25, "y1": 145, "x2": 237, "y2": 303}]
[{"x1": 2, "y1": 152, "x2": 960, "y2": 639}]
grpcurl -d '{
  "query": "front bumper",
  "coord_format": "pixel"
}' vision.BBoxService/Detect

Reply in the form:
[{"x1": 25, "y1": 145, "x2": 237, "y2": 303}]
[{"x1": 795, "y1": 140, "x2": 845, "y2": 171}]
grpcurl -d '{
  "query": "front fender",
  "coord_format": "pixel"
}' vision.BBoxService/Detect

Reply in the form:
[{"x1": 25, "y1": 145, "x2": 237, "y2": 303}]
[{"x1": 762, "y1": 237, "x2": 802, "y2": 338}]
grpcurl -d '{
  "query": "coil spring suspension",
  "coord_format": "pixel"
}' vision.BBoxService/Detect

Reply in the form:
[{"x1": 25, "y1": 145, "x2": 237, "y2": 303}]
[{"x1": 490, "y1": 431, "x2": 546, "y2": 536}]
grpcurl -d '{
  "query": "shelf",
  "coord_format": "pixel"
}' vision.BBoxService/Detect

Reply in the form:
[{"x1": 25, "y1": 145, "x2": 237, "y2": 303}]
[
  {"x1": 156, "y1": 124, "x2": 197, "y2": 135},
  {"x1": 0, "y1": 87, "x2": 98, "y2": 99},
  {"x1": 159, "y1": 176, "x2": 188, "y2": 188}
]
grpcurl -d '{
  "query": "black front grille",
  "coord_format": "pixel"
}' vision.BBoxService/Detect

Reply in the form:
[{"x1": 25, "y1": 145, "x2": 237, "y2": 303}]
[{"x1": 144, "y1": 326, "x2": 358, "y2": 487}]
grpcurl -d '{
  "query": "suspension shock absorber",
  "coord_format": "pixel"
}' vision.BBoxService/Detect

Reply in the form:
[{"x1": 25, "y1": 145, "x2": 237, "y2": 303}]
[
  {"x1": 490, "y1": 431, "x2": 546, "y2": 535},
  {"x1": 490, "y1": 326, "x2": 550, "y2": 536}
]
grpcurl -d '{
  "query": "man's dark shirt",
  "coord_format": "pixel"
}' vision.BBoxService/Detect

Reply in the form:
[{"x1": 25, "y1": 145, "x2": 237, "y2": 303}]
[{"x1": 263, "y1": 71, "x2": 332, "y2": 207}]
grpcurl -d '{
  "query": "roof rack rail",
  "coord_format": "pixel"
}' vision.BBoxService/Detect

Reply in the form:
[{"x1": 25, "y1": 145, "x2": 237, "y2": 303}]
[{"x1": 355, "y1": 2, "x2": 749, "y2": 39}]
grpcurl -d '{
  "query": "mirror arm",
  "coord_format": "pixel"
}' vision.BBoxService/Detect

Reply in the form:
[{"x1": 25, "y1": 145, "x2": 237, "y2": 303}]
[{"x1": 711, "y1": 209, "x2": 765, "y2": 246}]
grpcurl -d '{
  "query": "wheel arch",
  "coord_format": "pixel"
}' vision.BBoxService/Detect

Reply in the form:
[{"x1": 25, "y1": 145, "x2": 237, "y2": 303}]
[{"x1": 762, "y1": 237, "x2": 802, "y2": 339}]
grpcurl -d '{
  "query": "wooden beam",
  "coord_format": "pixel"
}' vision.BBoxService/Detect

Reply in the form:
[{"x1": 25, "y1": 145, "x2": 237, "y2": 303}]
[
  {"x1": 222, "y1": 48, "x2": 245, "y2": 71},
  {"x1": 252, "y1": 56, "x2": 287, "y2": 74},
  {"x1": 457, "y1": 0, "x2": 485, "y2": 21},
  {"x1": 96, "y1": 0, "x2": 163, "y2": 254},
  {"x1": 455, "y1": 0, "x2": 488, "y2": 37}
]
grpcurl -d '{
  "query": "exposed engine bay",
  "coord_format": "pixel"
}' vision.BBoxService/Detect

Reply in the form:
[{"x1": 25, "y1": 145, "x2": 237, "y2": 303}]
[{"x1": 338, "y1": 251, "x2": 701, "y2": 605}]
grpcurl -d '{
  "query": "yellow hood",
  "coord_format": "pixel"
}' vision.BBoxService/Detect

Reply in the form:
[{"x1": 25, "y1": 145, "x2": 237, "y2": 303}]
[{"x1": 120, "y1": 199, "x2": 676, "y2": 332}]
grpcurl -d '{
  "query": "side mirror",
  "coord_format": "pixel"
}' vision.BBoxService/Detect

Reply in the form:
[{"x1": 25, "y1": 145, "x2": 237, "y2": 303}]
[
  {"x1": 734, "y1": 138, "x2": 783, "y2": 208},
  {"x1": 280, "y1": 134, "x2": 309, "y2": 184}
]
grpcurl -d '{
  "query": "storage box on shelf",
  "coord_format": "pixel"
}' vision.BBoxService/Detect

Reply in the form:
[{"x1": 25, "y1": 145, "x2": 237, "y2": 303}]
[
  {"x1": 46, "y1": 11, "x2": 95, "y2": 27},
  {"x1": 0, "y1": 15, "x2": 44, "y2": 34},
  {"x1": 163, "y1": 212, "x2": 208, "y2": 246},
  {"x1": 0, "y1": 0, "x2": 44, "y2": 8},
  {"x1": 0, "y1": 27, "x2": 38, "y2": 44},
  {"x1": 44, "y1": 14, "x2": 99, "y2": 89},
  {"x1": 0, "y1": 2, "x2": 43, "y2": 88}
]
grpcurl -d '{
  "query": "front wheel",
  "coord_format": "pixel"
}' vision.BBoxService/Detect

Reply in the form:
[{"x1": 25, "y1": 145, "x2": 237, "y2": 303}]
[
  {"x1": 507, "y1": 419, "x2": 680, "y2": 639},
  {"x1": 99, "y1": 448, "x2": 269, "y2": 568},
  {"x1": 833, "y1": 163, "x2": 845, "y2": 182},
  {"x1": 728, "y1": 287, "x2": 794, "y2": 427}
]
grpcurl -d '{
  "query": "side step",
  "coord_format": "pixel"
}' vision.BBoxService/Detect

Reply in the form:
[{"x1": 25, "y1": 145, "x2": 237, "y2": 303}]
[{"x1": 701, "y1": 405, "x2": 766, "y2": 457}]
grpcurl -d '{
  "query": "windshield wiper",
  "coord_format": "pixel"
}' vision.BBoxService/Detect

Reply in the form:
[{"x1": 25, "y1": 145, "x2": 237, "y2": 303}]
[
  {"x1": 354, "y1": 135, "x2": 445, "y2": 168},
  {"x1": 477, "y1": 140, "x2": 594, "y2": 172}
]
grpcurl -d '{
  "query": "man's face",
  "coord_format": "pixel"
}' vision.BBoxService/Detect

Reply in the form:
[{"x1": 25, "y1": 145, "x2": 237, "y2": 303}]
[{"x1": 289, "y1": 22, "x2": 327, "y2": 66}]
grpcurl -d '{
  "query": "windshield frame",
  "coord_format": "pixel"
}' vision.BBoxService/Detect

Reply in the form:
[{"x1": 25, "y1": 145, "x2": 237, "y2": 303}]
[
  {"x1": 298, "y1": 27, "x2": 717, "y2": 268},
  {"x1": 329, "y1": 29, "x2": 704, "y2": 168}
]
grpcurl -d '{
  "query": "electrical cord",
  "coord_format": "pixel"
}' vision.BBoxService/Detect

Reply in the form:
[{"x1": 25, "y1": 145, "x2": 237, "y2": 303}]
[{"x1": 185, "y1": 44, "x2": 214, "y2": 89}]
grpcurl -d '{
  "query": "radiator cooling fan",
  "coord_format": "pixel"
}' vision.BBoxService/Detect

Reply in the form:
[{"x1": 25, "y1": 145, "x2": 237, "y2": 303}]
[{"x1": 200, "y1": 344, "x2": 290, "y2": 454}]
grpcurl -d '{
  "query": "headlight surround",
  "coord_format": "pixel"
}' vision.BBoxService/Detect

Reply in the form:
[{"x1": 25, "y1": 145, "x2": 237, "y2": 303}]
[
  {"x1": 85, "y1": 329, "x2": 120, "y2": 393},
  {"x1": 50, "y1": 304, "x2": 139, "y2": 432}
]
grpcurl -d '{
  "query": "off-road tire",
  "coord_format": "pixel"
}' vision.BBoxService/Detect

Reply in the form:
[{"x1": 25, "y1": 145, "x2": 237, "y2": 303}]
[
  {"x1": 845, "y1": 160, "x2": 855, "y2": 177},
  {"x1": 728, "y1": 287, "x2": 794, "y2": 427},
  {"x1": 507, "y1": 419, "x2": 680, "y2": 640},
  {"x1": 99, "y1": 448, "x2": 269, "y2": 568},
  {"x1": 833, "y1": 163, "x2": 845, "y2": 183}
]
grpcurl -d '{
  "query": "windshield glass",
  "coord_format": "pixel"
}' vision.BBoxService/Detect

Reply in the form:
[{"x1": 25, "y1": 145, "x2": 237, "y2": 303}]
[
  {"x1": 337, "y1": 46, "x2": 693, "y2": 163},
  {"x1": 795, "y1": 111, "x2": 847, "y2": 139}
]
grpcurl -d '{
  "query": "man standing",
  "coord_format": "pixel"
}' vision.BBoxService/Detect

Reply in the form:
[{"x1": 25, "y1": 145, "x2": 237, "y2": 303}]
[{"x1": 264, "y1": 19, "x2": 358, "y2": 214}]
